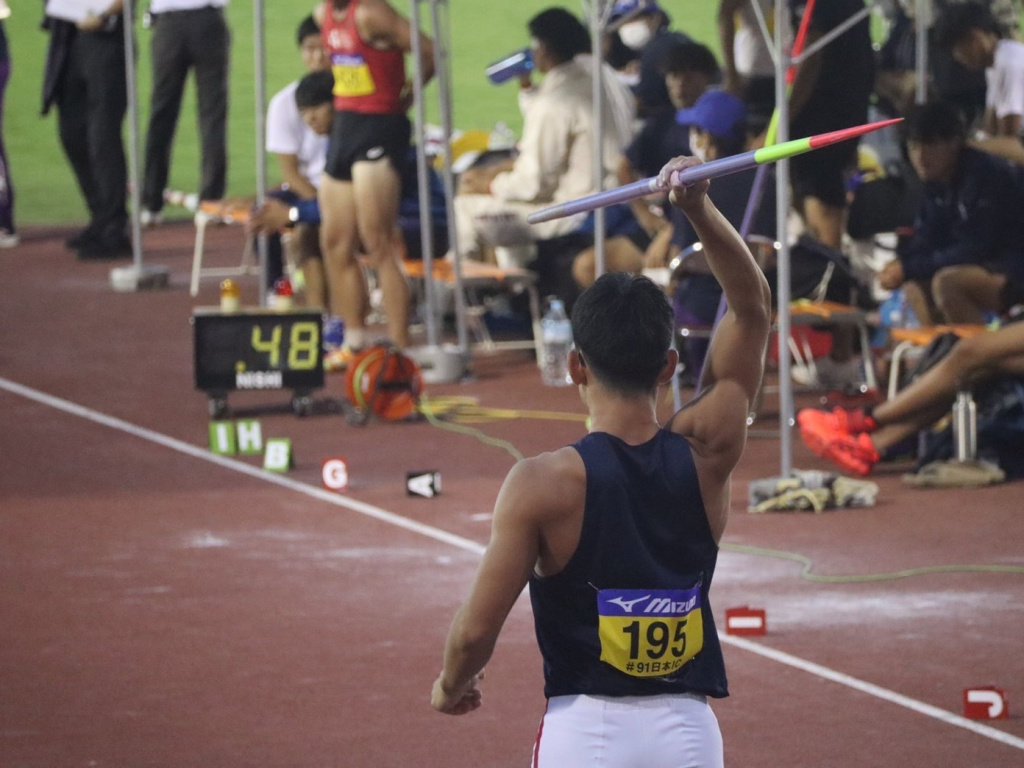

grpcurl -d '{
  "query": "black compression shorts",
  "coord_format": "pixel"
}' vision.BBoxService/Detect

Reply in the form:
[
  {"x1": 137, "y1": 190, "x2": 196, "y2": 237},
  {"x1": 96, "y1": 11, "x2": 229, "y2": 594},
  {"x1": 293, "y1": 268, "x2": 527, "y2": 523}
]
[{"x1": 324, "y1": 111, "x2": 411, "y2": 182}]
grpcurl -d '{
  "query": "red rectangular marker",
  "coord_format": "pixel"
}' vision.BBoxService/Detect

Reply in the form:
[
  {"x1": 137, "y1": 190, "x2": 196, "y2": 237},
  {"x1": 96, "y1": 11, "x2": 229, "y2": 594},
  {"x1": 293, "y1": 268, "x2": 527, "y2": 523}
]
[
  {"x1": 724, "y1": 607, "x2": 767, "y2": 636},
  {"x1": 963, "y1": 687, "x2": 1008, "y2": 720}
]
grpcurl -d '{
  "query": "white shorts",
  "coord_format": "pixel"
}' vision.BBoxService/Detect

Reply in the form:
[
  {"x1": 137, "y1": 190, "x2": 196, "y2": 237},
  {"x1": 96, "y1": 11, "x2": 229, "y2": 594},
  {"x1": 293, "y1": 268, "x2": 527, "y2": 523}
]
[{"x1": 531, "y1": 693, "x2": 723, "y2": 768}]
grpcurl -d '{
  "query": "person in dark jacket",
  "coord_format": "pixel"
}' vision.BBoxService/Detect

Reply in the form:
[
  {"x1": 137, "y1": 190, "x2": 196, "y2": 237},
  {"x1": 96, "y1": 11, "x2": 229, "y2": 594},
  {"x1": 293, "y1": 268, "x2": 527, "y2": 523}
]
[
  {"x1": 42, "y1": 1, "x2": 131, "y2": 259},
  {"x1": 880, "y1": 101, "x2": 1024, "y2": 325}
]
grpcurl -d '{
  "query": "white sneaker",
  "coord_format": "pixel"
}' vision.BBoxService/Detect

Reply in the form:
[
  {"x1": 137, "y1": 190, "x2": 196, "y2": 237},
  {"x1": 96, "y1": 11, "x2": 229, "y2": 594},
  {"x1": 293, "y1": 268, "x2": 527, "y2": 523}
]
[
  {"x1": 790, "y1": 359, "x2": 816, "y2": 386},
  {"x1": 0, "y1": 230, "x2": 19, "y2": 248},
  {"x1": 139, "y1": 209, "x2": 163, "y2": 227}
]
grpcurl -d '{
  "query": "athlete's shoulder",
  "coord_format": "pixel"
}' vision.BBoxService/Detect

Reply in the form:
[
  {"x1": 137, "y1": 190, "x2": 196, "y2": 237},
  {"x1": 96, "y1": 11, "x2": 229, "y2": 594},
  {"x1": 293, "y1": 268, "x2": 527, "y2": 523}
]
[
  {"x1": 500, "y1": 447, "x2": 584, "y2": 508},
  {"x1": 516, "y1": 445, "x2": 584, "y2": 480}
]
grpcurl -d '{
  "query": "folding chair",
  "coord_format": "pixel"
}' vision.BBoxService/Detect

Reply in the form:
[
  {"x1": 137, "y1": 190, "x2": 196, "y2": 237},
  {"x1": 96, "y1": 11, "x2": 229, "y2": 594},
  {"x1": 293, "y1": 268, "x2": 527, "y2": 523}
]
[
  {"x1": 402, "y1": 258, "x2": 543, "y2": 360},
  {"x1": 887, "y1": 324, "x2": 987, "y2": 399},
  {"x1": 189, "y1": 201, "x2": 260, "y2": 297}
]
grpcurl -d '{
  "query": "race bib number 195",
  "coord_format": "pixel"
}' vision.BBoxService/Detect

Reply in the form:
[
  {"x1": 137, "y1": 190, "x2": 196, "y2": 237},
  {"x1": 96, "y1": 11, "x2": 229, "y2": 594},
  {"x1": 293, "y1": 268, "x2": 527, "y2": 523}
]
[{"x1": 597, "y1": 586, "x2": 703, "y2": 678}]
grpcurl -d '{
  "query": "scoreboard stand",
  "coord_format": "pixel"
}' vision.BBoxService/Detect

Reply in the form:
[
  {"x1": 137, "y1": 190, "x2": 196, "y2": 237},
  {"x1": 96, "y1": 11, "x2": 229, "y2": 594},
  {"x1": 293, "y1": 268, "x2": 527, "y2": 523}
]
[{"x1": 192, "y1": 308, "x2": 325, "y2": 418}]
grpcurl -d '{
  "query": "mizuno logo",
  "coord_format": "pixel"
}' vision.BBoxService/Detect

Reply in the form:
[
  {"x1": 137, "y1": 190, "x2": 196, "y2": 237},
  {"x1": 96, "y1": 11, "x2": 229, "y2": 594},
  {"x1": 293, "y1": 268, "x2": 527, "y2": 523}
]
[
  {"x1": 608, "y1": 595, "x2": 650, "y2": 613},
  {"x1": 644, "y1": 596, "x2": 698, "y2": 615}
]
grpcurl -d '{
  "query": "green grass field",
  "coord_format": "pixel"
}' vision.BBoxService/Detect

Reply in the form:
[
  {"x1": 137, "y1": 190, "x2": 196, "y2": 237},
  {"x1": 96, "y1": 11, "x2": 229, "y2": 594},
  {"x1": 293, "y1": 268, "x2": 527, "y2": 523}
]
[{"x1": 6, "y1": 1, "x2": 717, "y2": 226}]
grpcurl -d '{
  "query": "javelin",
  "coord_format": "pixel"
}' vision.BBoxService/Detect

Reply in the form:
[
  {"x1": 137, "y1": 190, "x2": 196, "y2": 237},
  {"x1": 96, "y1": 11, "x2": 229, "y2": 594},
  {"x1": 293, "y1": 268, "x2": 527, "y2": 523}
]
[{"x1": 525, "y1": 117, "x2": 902, "y2": 225}]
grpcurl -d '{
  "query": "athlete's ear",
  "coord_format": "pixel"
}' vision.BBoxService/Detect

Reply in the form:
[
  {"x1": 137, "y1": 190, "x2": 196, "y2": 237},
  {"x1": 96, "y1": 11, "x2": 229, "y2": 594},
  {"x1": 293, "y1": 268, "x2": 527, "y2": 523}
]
[
  {"x1": 569, "y1": 348, "x2": 587, "y2": 385},
  {"x1": 656, "y1": 348, "x2": 679, "y2": 386}
]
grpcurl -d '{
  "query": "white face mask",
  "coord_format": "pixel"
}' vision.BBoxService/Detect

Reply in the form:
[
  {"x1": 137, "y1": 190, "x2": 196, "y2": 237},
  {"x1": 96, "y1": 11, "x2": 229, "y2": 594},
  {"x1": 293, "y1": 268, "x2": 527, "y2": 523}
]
[
  {"x1": 618, "y1": 19, "x2": 653, "y2": 51},
  {"x1": 689, "y1": 127, "x2": 709, "y2": 164}
]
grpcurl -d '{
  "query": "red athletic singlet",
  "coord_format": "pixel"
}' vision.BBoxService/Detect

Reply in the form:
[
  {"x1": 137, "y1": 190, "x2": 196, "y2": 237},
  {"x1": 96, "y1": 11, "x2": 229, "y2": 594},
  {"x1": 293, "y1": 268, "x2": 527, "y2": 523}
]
[{"x1": 321, "y1": 0, "x2": 407, "y2": 114}]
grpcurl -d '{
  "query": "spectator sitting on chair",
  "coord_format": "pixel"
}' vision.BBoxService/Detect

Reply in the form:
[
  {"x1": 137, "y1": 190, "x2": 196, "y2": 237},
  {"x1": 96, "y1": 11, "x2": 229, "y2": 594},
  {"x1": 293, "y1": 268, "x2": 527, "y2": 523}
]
[
  {"x1": 260, "y1": 19, "x2": 335, "y2": 326},
  {"x1": 608, "y1": 0, "x2": 692, "y2": 119},
  {"x1": 934, "y1": 1, "x2": 1024, "y2": 139},
  {"x1": 797, "y1": 314, "x2": 1024, "y2": 476},
  {"x1": 453, "y1": 8, "x2": 635, "y2": 270},
  {"x1": 252, "y1": 68, "x2": 345, "y2": 326},
  {"x1": 665, "y1": 90, "x2": 776, "y2": 378},
  {"x1": 250, "y1": 73, "x2": 448, "y2": 342},
  {"x1": 570, "y1": 42, "x2": 720, "y2": 292},
  {"x1": 608, "y1": 41, "x2": 719, "y2": 270},
  {"x1": 879, "y1": 101, "x2": 1024, "y2": 326}
]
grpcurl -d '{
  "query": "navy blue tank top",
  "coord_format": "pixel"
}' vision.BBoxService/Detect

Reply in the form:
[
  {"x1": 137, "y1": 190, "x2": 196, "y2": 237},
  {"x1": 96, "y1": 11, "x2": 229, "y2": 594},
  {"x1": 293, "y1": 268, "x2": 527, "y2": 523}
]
[{"x1": 529, "y1": 430, "x2": 728, "y2": 699}]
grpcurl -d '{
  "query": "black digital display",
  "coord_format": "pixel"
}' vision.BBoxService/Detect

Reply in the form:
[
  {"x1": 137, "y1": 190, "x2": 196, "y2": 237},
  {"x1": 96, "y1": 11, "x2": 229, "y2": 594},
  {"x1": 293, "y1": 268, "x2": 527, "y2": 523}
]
[{"x1": 192, "y1": 309, "x2": 324, "y2": 393}]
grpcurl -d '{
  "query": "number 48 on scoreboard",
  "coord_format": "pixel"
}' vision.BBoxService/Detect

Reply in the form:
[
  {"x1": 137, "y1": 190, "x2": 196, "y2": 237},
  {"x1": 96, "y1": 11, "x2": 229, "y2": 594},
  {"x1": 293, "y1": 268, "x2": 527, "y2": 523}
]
[{"x1": 192, "y1": 308, "x2": 325, "y2": 415}]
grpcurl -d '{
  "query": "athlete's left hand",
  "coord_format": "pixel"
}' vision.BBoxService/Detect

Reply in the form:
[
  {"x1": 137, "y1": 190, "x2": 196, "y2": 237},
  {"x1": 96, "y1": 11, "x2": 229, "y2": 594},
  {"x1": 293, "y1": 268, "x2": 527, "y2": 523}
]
[
  {"x1": 660, "y1": 155, "x2": 710, "y2": 213},
  {"x1": 430, "y1": 671, "x2": 483, "y2": 715}
]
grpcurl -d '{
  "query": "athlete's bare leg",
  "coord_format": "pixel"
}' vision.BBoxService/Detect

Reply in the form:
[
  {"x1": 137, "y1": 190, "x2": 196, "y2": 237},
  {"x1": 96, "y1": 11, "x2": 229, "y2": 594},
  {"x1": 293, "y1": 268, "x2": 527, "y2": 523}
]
[
  {"x1": 801, "y1": 196, "x2": 845, "y2": 251},
  {"x1": 871, "y1": 322, "x2": 1024, "y2": 451},
  {"x1": 320, "y1": 174, "x2": 370, "y2": 345},
  {"x1": 353, "y1": 158, "x2": 409, "y2": 348},
  {"x1": 932, "y1": 265, "x2": 1006, "y2": 324}
]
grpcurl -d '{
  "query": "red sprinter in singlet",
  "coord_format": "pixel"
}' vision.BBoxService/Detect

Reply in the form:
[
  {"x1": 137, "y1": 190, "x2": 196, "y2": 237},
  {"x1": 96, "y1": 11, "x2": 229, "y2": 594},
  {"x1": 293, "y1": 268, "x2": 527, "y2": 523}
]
[{"x1": 315, "y1": 0, "x2": 434, "y2": 354}]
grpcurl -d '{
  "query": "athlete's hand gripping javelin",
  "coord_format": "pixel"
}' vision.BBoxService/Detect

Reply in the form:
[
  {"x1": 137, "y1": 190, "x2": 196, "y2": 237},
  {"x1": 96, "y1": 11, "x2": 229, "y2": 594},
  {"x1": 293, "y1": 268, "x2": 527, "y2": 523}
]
[{"x1": 659, "y1": 155, "x2": 711, "y2": 213}]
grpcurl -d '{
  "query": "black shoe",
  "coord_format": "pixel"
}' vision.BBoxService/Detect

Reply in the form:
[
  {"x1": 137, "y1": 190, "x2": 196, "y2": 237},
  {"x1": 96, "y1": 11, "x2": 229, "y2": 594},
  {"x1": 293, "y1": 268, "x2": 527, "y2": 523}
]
[
  {"x1": 76, "y1": 234, "x2": 133, "y2": 261},
  {"x1": 65, "y1": 225, "x2": 100, "y2": 250}
]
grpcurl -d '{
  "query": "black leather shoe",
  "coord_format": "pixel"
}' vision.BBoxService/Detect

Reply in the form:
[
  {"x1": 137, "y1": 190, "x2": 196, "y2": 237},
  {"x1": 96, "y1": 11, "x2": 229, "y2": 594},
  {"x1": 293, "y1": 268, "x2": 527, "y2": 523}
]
[
  {"x1": 76, "y1": 234, "x2": 133, "y2": 261},
  {"x1": 65, "y1": 226, "x2": 100, "y2": 250}
]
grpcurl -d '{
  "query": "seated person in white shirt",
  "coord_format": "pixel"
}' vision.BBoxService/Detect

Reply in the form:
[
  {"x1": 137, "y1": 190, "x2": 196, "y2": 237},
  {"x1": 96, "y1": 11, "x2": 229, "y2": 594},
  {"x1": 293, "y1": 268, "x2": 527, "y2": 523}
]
[
  {"x1": 259, "y1": 16, "x2": 333, "y2": 315},
  {"x1": 453, "y1": 7, "x2": 636, "y2": 269},
  {"x1": 935, "y1": 2, "x2": 1024, "y2": 139}
]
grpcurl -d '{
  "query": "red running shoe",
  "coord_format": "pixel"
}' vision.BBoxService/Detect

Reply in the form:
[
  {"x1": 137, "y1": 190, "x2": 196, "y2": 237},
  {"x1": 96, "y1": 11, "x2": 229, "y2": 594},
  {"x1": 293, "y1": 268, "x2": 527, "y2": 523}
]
[
  {"x1": 797, "y1": 406, "x2": 876, "y2": 435},
  {"x1": 799, "y1": 421, "x2": 880, "y2": 476}
]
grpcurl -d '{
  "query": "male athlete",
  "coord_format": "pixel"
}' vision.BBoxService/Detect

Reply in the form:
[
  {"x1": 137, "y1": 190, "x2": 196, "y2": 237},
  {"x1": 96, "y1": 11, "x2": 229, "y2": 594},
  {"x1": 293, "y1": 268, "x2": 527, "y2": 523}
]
[
  {"x1": 431, "y1": 155, "x2": 771, "y2": 767},
  {"x1": 314, "y1": 0, "x2": 433, "y2": 355}
]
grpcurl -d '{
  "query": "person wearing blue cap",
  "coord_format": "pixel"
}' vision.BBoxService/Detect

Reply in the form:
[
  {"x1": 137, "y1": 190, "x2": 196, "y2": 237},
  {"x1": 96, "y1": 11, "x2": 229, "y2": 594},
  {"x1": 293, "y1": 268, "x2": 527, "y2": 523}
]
[{"x1": 669, "y1": 89, "x2": 776, "y2": 380}]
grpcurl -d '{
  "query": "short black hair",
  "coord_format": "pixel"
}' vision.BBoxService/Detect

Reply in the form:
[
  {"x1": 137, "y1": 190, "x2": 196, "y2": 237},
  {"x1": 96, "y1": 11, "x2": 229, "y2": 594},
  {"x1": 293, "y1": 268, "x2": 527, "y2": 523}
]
[
  {"x1": 905, "y1": 101, "x2": 966, "y2": 143},
  {"x1": 529, "y1": 8, "x2": 591, "y2": 64},
  {"x1": 296, "y1": 14, "x2": 320, "y2": 46},
  {"x1": 571, "y1": 272, "x2": 674, "y2": 394},
  {"x1": 933, "y1": 2, "x2": 1002, "y2": 49},
  {"x1": 295, "y1": 70, "x2": 334, "y2": 109},
  {"x1": 659, "y1": 40, "x2": 719, "y2": 78}
]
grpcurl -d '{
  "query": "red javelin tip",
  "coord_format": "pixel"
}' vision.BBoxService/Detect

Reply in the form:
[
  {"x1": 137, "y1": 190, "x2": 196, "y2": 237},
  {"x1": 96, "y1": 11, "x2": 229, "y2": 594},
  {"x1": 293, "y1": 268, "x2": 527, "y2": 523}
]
[{"x1": 808, "y1": 118, "x2": 904, "y2": 150}]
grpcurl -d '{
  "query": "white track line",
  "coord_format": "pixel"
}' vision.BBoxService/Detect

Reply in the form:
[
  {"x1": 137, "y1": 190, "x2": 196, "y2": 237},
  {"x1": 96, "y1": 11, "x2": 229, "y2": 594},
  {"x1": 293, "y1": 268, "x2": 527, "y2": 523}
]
[
  {"x1": 0, "y1": 378, "x2": 485, "y2": 557},
  {"x1": 721, "y1": 635, "x2": 1023, "y2": 750},
  {"x1": 2, "y1": 377, "x2": 1020, "y2": 752}
]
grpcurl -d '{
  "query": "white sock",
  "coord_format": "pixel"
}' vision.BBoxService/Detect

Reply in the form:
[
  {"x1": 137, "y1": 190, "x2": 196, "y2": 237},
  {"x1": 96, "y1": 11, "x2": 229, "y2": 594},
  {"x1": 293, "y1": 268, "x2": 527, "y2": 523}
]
[{"x1": 345, "y1": 328, "x2": 366, "y2": 350}]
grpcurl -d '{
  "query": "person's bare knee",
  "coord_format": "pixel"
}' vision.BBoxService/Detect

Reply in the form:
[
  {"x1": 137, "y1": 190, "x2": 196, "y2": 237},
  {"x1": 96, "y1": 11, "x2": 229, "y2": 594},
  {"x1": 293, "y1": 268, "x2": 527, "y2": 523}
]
[
  {"x1": 931, "y1": 266, "x2": 968, "y2": 315},
  {"x1": 573, "y1": 249, "x2": 596, "y2": 288},
  {"x1": 902, "y1": 279, "x2": 939, "y2": 325}
]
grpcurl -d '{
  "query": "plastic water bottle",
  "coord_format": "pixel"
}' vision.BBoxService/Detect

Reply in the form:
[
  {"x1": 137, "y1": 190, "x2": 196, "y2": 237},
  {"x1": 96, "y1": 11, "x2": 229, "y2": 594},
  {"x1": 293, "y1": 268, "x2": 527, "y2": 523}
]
[
  {"x1": 541, "y1": 298, "x2": 573, "y2": 386},
  {"x1": 485, "y1": 48, "x2": 533, "y2": 84}
]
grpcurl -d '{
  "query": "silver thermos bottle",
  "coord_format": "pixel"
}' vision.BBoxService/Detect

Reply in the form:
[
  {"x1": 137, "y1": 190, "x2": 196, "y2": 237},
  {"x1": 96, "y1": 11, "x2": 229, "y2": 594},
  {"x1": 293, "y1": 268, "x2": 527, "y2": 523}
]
[{"x1": 952, "y1": 390, "x2": 977, "y2": 461}]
